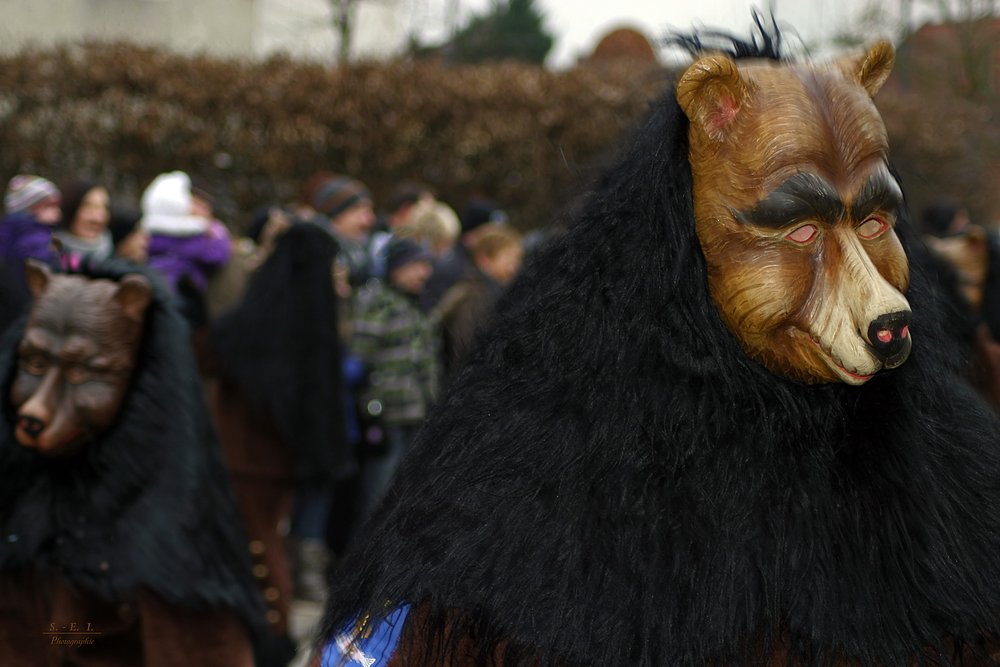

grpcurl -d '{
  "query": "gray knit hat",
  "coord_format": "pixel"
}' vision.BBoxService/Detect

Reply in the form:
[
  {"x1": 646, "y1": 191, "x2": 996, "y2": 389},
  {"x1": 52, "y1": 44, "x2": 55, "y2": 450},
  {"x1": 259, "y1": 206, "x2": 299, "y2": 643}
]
[{"x1": 4, "y1": 175, "x2": 60, "y2": 215}]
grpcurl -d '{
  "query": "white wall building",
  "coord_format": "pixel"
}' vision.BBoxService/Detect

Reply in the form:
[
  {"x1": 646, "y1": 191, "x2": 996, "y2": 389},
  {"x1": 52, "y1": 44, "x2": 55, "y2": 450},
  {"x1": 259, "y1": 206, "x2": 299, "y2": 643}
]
[
  {"x1": 255, "y1": 0, "x2": 408, "y2": 61},
  {"x1": 0, "y1": 0, "x2": 415, "y2": 62}
]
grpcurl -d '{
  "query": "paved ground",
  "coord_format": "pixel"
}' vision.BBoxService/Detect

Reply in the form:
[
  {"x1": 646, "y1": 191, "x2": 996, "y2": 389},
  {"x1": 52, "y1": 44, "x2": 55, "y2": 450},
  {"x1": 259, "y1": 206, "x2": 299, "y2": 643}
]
[{"x1": 288, "y1": 598, "x2": 326, "y2": 667}]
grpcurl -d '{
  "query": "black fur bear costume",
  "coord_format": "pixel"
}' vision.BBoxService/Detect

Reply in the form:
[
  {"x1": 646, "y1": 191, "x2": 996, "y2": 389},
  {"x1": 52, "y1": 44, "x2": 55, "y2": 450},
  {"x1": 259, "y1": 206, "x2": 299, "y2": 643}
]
[
  {"x1": 0, "y1": 260, "x2": 270, "y2": 665},
  {"x1": 207, "y1": 220, "x2": 352, "y2": 649},
  {"x1": 210, "y1": 220, "x2": 352, "y2": 487},
  {"x1": 320, "y1": 29, "x2": 1000, "y2": 667},
  {"x1": 0, "y1": 258, "x2": 31, "y2": 337}
]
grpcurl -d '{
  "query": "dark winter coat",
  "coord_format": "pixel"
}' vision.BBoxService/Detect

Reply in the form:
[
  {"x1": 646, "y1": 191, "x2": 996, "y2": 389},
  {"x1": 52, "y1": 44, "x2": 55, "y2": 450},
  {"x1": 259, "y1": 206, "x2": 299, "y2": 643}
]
[
  {"x1": 420, "y1": 244, "x2": 476, "y2": 312},
  {"x1": 352, "y1": 280, "x2": 440, "y2": 427}
]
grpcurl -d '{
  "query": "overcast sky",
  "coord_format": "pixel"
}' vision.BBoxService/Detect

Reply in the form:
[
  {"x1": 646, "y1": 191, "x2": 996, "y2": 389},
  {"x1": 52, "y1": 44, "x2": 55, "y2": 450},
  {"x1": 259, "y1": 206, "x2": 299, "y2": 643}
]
[{"x1": 438, "y1": 0, "x2": 901, "y2": 68}]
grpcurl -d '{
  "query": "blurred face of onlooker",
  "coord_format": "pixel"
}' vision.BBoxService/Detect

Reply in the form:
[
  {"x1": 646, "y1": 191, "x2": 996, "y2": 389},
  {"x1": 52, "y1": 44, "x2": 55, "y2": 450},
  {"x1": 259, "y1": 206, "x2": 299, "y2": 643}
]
[
  {"x1": 70, "y1": 187, "x2": 110, "y2": 240},
  {"x1": 332, "y1": 200, "x2": 375, "y2": 242},
  {"x1": 390, "y1": 260, "x2": 433, "y2": 295},
  {"x1": 191, "y1": 194, "x2": 213, "y2": 219},
  {"x1": 32, "y1": 200, "x2": 62, "y2": 225},
  {"x1": 949, "y1": 207, "x2": 971, "y2": 235},
  {"x1": 389, "y1": 202, "x2": 415, "y2": 229},
  {"x1": 462, "y1": 224, "x2": 489, "y2": 249},
  {"x1": 116, "y1": 228, "x2": 150, "y2": 263},
  {"x1": 4, "y1": 175, "x2": 61, "y2": 225},
  {"x1": 478, "y1": 243, "x2": 524, "y2": 286}
]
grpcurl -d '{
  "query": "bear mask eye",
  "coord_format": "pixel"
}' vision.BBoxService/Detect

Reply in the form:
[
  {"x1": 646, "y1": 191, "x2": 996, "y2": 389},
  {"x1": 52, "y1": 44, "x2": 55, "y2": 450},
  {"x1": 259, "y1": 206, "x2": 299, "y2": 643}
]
[
  {"x1": 64, "y1": 364, "x2": 92, "y2": 385},
  {"x1": 857, "y1": 217, "x2": 889, "y2": 239},
  {"x1": 785, "y1": 224, "x2": 818, "y2": 244},
  {"x1": 21, "y1": 355, "x2": 48, "y2": 375}
]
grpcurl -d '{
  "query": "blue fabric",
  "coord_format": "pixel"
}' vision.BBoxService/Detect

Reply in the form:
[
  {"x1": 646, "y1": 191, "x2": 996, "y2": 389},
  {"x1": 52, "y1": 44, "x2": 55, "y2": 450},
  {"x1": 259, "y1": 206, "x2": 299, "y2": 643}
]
[
  {"x1": 343, "y1": 352, "x2": 366, "y2": 445},
  {"x1": 321, "y1": 604, "x2": 410, "y2": 667}
]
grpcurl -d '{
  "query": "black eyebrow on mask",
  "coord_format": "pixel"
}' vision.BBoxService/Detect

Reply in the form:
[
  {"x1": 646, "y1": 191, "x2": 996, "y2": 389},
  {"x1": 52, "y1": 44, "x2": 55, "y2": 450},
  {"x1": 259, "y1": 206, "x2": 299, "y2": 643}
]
[
  {"x1": 733, "y1": 172, "x2": 845, "y2": 230},
  {"x1": 851, "y1": 170, "x2": 903, "y2": 222}
]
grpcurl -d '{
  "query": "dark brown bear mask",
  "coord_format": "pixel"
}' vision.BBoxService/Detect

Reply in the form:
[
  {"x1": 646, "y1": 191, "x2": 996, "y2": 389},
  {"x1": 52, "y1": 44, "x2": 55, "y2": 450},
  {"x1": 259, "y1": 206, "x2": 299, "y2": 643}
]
[
  {"x1": 10, "y1": 261, "x2": 152, "y2": 456},
  {"x1": 677, "y1": 42, "x2": 911, "y2": 385}
]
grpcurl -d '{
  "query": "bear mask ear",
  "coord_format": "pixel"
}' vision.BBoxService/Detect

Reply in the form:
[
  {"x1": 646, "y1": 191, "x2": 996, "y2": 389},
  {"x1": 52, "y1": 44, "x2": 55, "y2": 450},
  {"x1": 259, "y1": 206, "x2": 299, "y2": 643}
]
[
  {"x1": 24, "y1": 260, "x2": 51, "y2": 300},
  {"x1": 115, "y1": 274, "x2": 153, "y2": 323},
  {"x1": 676, "y1": 54, "x2": 750, "y2": 142},
  {"x1": 838, "y1": 40, "x2": 895, "y2": 98}
]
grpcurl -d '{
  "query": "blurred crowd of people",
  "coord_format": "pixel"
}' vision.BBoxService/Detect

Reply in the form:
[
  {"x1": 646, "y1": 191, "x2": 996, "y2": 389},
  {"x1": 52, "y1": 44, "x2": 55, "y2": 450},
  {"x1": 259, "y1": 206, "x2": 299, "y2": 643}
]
[
  {"x1": 917, "y1": 197, "x2": 1000, "y2": 408},
  {"x1": 10, "y1": 166, "x2": 1000, "y2": 663},
  {"x1": 244, "y1": 173, "x2": 530, "y2": 612},
  {"x1": 0, "y1": 168, "x2": 529, "y2": 655}
]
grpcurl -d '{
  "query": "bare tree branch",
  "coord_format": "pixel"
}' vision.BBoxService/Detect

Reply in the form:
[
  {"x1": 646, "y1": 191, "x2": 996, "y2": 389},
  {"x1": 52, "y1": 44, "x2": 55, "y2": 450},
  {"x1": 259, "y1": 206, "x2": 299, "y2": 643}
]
[{"x1": 328, "y1": 0, "x2": 403, "y2": 62}]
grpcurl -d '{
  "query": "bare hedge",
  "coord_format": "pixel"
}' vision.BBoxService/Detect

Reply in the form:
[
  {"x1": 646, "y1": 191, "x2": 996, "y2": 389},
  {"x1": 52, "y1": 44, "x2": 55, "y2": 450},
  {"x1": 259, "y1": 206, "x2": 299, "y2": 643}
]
[
  {"x1": 878, "y1": 88, "x2": 1000, "y2": 228},
  {"x1": 1, "y1": 42, "x2": 996, "y2": 232},
  {"x1": 0, "y1": 43, "x2": 667, "y2": 230}
]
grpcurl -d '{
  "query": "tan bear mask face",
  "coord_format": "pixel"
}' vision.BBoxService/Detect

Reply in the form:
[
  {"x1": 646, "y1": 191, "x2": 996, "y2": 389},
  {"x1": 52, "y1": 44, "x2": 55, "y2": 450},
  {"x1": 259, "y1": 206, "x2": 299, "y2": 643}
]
[
  {"x1": 677, "y1": 42, "x2": 911, "y2": 385},
  {"x1": 10, "y1": 262, "x2": 152, "y2": 456}
]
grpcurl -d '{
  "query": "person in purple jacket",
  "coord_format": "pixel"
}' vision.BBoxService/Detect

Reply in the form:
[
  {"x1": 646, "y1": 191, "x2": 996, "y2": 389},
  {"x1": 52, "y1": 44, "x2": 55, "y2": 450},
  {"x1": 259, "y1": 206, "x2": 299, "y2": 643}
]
[
  {"x1": 0, "y1": 175, "x2": 62, "y2": 293},
  {"x1": 140, "y1": 171, "x2": 231, "y2": 292},
  {"x1": 139, "y1": 172, "x2": 231, "y2": 326}
]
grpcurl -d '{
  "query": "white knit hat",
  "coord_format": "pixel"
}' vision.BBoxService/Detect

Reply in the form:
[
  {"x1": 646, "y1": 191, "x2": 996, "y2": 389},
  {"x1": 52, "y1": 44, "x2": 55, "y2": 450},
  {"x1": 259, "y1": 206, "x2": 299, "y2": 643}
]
[{"x1": 139, "y1": 171, "x2": 209, "y2": 236}]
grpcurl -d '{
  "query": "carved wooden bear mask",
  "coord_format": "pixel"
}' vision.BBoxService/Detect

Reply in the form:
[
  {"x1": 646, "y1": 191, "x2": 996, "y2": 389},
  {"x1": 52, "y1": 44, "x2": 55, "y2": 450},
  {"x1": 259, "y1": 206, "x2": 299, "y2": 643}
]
[
  {"x1": 677, "y1": 42, "x2": 911, "y2": 385},
  {"x1": 10, "y1": 262, "x2": 152, "y2": 456}
]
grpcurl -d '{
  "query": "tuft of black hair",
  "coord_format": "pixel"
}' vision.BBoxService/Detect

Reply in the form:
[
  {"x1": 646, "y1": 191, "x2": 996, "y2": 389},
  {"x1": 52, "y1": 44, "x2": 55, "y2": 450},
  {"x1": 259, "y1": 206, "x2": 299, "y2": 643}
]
[
  {"x1": 0, "y1": 259, "x2": 268, "y2": 649},
  {"x1": 320, "y1": 41, "x2": 1000, "y2": 667},
  {"x1": 666, "y1": 10, "x2": 785, "y2": 61}
]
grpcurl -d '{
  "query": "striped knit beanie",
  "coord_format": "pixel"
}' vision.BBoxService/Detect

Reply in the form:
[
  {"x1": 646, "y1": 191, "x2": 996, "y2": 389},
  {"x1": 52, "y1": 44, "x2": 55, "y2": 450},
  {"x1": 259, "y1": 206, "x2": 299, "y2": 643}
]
[
  {"x1": 307, "y1": 174, "x2": 370, "y2": 220},
  {"x1": 4, "y1": 175, "x2": 60, "y2": 215}
]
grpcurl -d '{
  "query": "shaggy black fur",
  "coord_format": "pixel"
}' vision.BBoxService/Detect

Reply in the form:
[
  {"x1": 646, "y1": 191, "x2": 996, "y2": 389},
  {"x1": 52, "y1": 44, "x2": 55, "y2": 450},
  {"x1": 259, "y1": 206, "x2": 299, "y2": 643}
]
[
  {"x1": 978, "y1": 234, "x2": 1000, "y2": 341},
  {"x1": 0, "y1": 259, "x2": 29, "y2": 337},
  {"x1": 321, "y1": 29, "x2": 1000, "y2": 667},
  {"x1": 0, "y1": 260, "x2": 267, "y2": 641},
  {"x1": 210, "y1": 221, "x2": 352, "y2": 484},
  {"x1": 668, "y1": 11, "x2": 784, "y2": 61}
]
